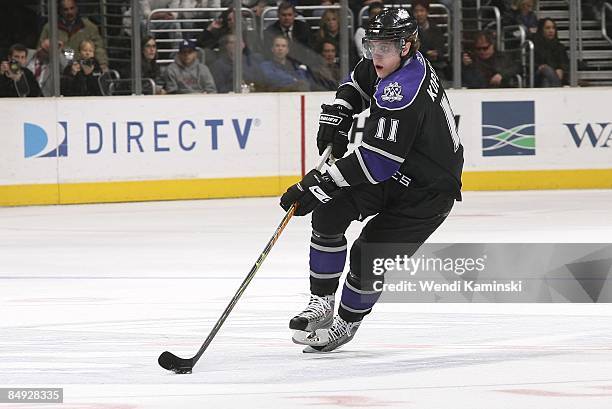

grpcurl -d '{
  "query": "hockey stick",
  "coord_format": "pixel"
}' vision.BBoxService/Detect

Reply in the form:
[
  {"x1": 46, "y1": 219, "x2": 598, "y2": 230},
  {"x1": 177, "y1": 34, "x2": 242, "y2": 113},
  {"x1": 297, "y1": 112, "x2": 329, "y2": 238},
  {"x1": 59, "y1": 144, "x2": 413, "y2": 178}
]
[{"x1": 158, "y1": 145, "x2": 334, "y2": 374}]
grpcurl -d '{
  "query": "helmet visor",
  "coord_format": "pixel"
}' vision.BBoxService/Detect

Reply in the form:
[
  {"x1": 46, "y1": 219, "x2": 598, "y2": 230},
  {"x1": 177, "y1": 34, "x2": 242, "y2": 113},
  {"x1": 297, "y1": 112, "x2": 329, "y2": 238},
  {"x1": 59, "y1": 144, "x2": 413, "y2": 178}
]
[{"x1": 362, "y1": 38, "x2": 403, "y2": 59}]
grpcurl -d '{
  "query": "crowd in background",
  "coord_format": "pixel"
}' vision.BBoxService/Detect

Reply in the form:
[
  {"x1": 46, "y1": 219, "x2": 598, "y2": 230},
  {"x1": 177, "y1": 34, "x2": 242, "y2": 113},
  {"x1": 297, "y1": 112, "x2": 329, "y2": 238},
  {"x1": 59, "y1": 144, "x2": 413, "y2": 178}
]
[
  {"x1": 0, "y1": 0, "x2": 593, "y2": 98},
  {"x1": 464, "y1": 0, "x2": 571, "y2": 88}
]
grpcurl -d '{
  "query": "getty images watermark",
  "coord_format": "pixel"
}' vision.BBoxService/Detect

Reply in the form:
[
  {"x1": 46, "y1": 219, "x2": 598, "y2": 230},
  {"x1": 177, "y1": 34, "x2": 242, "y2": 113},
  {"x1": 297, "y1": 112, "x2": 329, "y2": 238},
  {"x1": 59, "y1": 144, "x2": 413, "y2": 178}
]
[
  {"x1": 361, "y1": 243, "x2": 612, "y2": 303},
  {"x1": 371, "y1": 253, "x2": 523, "y2": 294}
]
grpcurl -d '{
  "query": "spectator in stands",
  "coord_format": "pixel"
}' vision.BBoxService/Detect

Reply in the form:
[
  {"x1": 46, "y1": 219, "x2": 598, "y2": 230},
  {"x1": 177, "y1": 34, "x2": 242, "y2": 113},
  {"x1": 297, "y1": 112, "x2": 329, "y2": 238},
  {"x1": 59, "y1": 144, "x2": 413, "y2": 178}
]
[
  {"x1": 509, "y1": 0, "x2": 538, "y2": 34},
  {"x1": 533, "y1": 18, "x2": 569, "y2": 87},
  {"x1": 412, "y1": 0, "x2": 447, "y2": 80},
  {"x1": 210, "y1": 33, "x2": 265, "y2": 93},
  {"x1": 248, "y1": 0, "x2": 269, "y2": 18},
  {"x1": 248, "y1": 0, "x2": 270, "y2": 36},
  {"x1": 313, "y1": 0, "x2": 336, "y2": 19},
  {"x1": 26, "y1": 39, "x2": 69, "y2": 97},
  {"x1": 198, "y1": 7, "x2": 235, "y2": 49},
  {"x1": 0, "y1": 43, "x2": 42, "y2": 98},
  {"x1": 61, "y1": 39, "x2": 103, "y2": 96},
  {"x1": 164, "y1": 38, "x2": 217, "y2": 93},
  {"x1": 491, "y1": 0, "x2": 513, "y2": 18},
  {"x1": 264, "y1": 2, "x2": 312, "y2": 62},
  {"x1": 349, "y1": 0, "x2": 385, "y2": 22},
  {"x1": 355, "y1": 2, "x2": 384, "y2": 59},
  {"x1": 197, "y1": 6, "x2": 262, "y2": 55},
  {"x1": 312, "y1": 9, "x2": 338, "y2": 49},
  {"x1": 247, "y1": 0, "x2": 275, "y2": 57},
  {"x1": 310, "y1": 40, "x2": 341, "y2": 90},
  {"x1": 123, "y1": 0, "x2": 182, "y2": 66},
  {"x1": 261, "y1": 35, "x2": 310, "y2": 91},
  {"x1": 312, "y1": 9, "x2": 358, "y2": 66},
  {"x1": 141, "y1": 0, "x2": 184, "y2": 50},
  {"x1": 462, "y1": 31, "x2": 521, "y2": 88},
  {"x1": 39, "y1": 0, "x2": 109, "y2": 71},
  {"x1": 140, "y1": 0, "x2": 180, "y2": 20},
  {"x1": 142, "y1": 35, "x2": 166, "y2": 94},
  {"x1": 180, "y1": 0, "x2": 221, "y2": 33}
]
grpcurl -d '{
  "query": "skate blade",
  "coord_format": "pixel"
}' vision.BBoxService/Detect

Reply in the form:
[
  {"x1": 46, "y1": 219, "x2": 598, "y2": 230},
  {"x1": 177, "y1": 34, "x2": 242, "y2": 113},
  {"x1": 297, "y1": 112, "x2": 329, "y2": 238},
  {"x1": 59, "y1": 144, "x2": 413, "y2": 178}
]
[
  {"x1": 292, "y1": 330, "x2": 313, "y2": 345},
  {"x1": 303, "y1": 345, "x2": 330, "y2": 353},
  {"x1": 303, "y1": 342, "x2": 351, "y2": 353}
]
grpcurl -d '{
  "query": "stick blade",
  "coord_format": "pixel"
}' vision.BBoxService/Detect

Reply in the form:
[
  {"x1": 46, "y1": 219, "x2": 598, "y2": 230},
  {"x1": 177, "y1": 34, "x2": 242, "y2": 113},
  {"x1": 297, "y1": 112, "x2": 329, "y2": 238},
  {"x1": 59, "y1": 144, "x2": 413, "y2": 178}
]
[{"x1": 158, "y1": 351, "x2": 194, "y2": 374}]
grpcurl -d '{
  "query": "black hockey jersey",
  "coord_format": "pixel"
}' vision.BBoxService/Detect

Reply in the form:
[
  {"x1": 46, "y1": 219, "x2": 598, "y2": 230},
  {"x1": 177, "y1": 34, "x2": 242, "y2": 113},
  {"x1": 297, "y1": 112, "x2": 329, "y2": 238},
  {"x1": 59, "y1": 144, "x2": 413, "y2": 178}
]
[{"x1": 327, "y1": 52, "x2": 464, "y2": 200}]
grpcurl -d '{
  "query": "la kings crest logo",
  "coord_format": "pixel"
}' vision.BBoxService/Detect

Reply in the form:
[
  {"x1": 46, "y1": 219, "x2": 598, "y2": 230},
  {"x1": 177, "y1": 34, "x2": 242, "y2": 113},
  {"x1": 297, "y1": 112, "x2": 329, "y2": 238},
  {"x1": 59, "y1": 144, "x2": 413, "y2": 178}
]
[{"x1": 381, "y1": 82, "x2": 403, "y2": 103}]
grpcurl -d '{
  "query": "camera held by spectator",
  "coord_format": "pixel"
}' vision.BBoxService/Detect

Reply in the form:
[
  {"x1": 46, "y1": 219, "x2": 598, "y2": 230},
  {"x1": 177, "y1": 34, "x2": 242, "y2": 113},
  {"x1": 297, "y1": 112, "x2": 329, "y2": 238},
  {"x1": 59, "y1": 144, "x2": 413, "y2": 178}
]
[
  {"x1": 8, "y1": 59, "x2": 21, "y2": 75},
  {"x1": 0, "y1": 43, "x2": 42, "y2": 98}
]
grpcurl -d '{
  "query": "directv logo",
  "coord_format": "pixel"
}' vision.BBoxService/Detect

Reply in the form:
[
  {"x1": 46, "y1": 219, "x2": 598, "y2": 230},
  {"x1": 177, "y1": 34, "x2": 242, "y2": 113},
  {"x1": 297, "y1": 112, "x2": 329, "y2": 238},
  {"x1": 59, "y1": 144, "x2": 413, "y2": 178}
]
[
  {"x1": 482, "y1": 101, "x2": 535, "y2": 156},
  {"x1": 24, "y1": 122, "x2": 68, "y2": 158}
]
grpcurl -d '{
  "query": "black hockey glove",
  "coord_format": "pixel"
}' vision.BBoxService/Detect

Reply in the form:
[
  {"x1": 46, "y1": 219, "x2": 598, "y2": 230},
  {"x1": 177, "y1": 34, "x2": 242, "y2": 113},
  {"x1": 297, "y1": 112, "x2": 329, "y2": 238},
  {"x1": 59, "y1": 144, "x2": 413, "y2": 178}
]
[
  {"x1": 317, "y1": 104, "x2": 352, "y2": 159},
  {"x1": 280, "y1": 169, "x2": 338, "y2": 216}
]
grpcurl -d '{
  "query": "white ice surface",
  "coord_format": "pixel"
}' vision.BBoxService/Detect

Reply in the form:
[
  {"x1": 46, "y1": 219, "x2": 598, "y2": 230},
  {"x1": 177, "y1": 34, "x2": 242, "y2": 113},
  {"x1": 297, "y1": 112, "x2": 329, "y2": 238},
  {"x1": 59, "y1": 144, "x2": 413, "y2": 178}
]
[{"x1": 1, "y1": 190, "x2": 612, "y2": 409}]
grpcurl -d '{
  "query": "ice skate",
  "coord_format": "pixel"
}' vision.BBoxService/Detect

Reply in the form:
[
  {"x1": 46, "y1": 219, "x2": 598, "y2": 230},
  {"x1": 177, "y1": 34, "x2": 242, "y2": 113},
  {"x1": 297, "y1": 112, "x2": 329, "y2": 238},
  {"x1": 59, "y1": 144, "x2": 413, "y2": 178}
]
[
  {"x1": 290, "y1": 294, "x2": 335, "y2": 344},
  {"x1": 302, "y1": 315, "x2": 361, "y2": 353}
]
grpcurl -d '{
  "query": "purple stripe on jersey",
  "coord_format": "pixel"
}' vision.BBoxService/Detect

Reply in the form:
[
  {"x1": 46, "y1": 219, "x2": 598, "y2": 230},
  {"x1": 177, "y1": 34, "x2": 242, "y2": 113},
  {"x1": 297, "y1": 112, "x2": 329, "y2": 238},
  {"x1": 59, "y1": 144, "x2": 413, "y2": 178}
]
[
  {"x1": 340, "y1": 282, "x2": 382, "y2": 311},
  {"x1": 359, "y1": 146, "x2": 401, "y2": 182},
  {"x1": 310, "y1": 247, "x2": 347, "y2": 274},
  {"x1": 374, "y1": 52, "x2": 427, "y2": 111}
]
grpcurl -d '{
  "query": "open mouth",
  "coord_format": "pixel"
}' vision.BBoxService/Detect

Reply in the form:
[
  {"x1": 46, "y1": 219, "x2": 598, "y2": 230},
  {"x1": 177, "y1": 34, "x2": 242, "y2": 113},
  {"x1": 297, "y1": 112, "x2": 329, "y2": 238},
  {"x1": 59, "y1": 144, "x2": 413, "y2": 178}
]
[{"x1": 374, "y1": 64, "x2": 384, "y2": 70}]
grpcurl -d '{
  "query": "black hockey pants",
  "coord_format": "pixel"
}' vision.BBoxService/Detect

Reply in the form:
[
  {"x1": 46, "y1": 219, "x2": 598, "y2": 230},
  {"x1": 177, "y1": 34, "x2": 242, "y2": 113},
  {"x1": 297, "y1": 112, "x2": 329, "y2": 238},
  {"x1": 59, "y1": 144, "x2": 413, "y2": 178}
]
[{"x1": 308, "y1": 178, "x2": 454, "y2": 322}]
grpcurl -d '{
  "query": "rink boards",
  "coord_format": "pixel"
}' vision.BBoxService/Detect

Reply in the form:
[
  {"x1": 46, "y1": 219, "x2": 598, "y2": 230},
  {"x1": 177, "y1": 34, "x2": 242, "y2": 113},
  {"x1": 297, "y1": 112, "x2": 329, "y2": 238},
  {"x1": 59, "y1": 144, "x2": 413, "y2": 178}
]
[{"x1": 1, "y1": 88, "x2": 612, "y2": 206}]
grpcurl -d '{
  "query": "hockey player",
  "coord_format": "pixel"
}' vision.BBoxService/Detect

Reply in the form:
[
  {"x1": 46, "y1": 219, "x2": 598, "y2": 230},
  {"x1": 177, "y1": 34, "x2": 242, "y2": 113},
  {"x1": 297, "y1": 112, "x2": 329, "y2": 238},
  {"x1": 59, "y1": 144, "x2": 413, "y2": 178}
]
[{"x1": 280, "y1": 8, "x2": 464, "y2": 352}]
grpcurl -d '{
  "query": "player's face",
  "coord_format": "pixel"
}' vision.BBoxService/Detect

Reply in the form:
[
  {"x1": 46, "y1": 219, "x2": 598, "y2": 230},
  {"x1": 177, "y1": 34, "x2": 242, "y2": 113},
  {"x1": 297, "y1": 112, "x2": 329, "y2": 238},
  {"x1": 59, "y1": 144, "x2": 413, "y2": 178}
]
[{"x1": 365, "y1": 39, "x2": 407, "y2": 79}]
